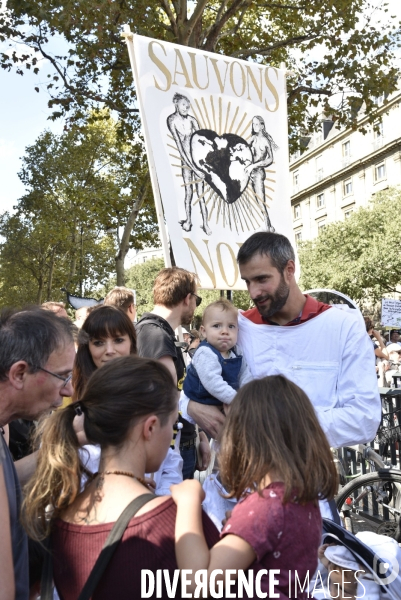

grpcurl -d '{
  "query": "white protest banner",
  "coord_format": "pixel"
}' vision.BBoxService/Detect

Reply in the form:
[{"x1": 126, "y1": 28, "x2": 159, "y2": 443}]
[
  {"x1": 125, "y1": 32, "x2": 293, "y2": 289},
  {"x1": 381, "y1": 299, "x2": 401, "y2": 327}
]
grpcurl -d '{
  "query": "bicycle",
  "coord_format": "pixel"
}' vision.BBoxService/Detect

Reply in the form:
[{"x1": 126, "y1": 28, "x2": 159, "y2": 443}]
[{"x1": 335, "y1": 444, "x2": 401, "y2": 540}]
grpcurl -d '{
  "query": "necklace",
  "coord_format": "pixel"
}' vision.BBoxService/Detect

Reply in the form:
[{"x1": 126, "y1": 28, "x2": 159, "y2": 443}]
[{"x1": 96, "y1": 470, "x2": 148, "y2": 487}]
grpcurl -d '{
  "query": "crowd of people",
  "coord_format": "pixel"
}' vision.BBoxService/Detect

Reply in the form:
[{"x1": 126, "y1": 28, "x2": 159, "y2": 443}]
[
  {"x1": 0, "y1": 231, "x2": 393, "y2": 600},
  {"x1": 364, "y1": 317, "x2": 401, "y2": 387}
]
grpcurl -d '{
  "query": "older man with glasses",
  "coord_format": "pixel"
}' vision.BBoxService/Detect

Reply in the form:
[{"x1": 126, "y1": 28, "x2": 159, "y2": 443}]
[{"x1": 0, "y1": 308, "x2": 75, "y2": 600}]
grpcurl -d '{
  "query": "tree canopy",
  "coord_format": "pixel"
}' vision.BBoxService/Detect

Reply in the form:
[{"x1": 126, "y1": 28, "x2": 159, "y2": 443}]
[
  {"x1": 1, "y1": 0, "x2": 400, "y2": 147},
  {"x1": 298, "y1": 187, "x2": 401, "y2": 304},
  {"x1": 0, "y1": 113, "x2": 158, "y2": 306}
]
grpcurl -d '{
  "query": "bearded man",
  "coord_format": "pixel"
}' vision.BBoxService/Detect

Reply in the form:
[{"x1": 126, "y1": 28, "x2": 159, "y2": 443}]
[{"x1": 183, "y1": 232, "x2": 380, "y2": 451}]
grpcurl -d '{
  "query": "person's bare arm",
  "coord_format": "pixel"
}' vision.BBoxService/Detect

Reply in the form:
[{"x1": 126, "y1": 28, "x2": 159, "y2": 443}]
[
  {"x1": 372, "y1": 330, "x2": 386, "y2": 349},
  {"x1": 187, "y1": 401, "x2": 225, "y2": 438},
  {"x1": 372, "y1": 330, "x2": 389, "y2": 359},
  {"x1": 14, "y1": 451, "x2": 37, "y2": 487},
  {"x1": 158, "y1": 355, "x2": 178, "y2": 386},
  {"x1": 171, "y1": 480, "x2": 256, "y2": 595},
  {"x1": 0, "y1": 466, "x2": 15, "y2": 600},
  {"x1": 375, "y1": 346, "x2": 389, "y2": 360},
  {"x1": 196, "y1": 431, "x2": 211, "y2": 471}
]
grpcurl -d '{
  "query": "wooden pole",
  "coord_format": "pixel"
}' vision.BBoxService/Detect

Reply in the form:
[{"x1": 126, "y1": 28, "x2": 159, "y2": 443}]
[{"x1": 121, "y1": 25, "x2": 172, "y2": 269}]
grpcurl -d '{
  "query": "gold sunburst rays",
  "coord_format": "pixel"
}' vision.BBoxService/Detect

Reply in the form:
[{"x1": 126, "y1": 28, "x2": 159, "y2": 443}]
[
  {"x1": 166, "y1": 95, "x2": 277, "y2": 233},
  {"x1": 203, "y1": 186, "x2": 264, "y2": 234},
  {"x1": 201, "y1": 97, "x2": 212, "y2": 129}
]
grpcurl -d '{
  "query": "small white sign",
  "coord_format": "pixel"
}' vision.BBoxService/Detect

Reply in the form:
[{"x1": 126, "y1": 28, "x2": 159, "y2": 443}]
[{"x1": 381, "y1": 298, "x2": 401, "y2": 327}]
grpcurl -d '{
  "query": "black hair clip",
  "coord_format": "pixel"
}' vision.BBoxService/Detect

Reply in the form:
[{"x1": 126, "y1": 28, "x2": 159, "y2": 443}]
[{"x1": 74, "y1": 403, "x2": 83, "y2": 416}]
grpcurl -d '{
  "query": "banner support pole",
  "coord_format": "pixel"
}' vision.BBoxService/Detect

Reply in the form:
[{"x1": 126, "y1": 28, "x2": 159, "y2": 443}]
[{"x1": 121, "y1": 25, "x2": 172, "y2": 268}]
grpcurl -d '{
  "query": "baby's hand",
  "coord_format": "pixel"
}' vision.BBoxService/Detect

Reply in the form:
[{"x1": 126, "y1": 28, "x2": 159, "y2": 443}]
[{"x1": 170, "y1": 480, "x2": 205, "y2": 504}]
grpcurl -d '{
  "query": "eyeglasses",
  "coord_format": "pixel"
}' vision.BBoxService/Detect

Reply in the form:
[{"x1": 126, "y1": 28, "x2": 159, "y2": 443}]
[
  {"x1": 34, "y1": 367, "x2": 73, "y2": 388},
  {"x1": 191, "y1": 293, "x2": 202, "y2": 307}
]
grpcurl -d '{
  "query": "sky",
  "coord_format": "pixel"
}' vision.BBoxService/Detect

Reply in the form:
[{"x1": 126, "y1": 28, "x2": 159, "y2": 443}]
[{"x1": 1, "y1": 0, "x2": 401, "y2": 216}]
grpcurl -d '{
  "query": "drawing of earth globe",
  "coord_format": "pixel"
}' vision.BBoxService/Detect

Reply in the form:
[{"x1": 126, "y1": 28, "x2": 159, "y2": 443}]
[{"x1": 191, "y1": 130, "x2": 253, "y2": 204}]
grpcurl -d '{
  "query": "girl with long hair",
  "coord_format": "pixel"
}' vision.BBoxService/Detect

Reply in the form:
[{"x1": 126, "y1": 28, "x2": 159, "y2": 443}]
[
  {"x1": 22, "y1": 356, "x2": 218, "y2": 599},
  {"x1": 72, "y1": 304, "x2": 183, "y2": 496},
  {"x1": 172, "y1": 375, "x2": 338, "y2": 598}
]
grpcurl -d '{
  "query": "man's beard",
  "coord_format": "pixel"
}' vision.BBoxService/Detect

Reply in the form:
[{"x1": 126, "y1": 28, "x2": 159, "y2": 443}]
[
  {"x1": 253, "y1": 276, "x2": 290, "y2": 319},
  {"x1": 181, "y1": 307, "x2": 194, "y2": 328}
]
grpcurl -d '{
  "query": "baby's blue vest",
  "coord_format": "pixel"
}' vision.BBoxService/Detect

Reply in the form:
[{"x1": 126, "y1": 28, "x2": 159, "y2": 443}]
[{"x1": 183, "y1": 340, "x2": 243, "y2": 406}]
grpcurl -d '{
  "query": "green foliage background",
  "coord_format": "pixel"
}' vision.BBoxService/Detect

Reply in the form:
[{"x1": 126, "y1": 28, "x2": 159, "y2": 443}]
[{"x1": 298, "y1": 187, "x2": 401, "y2": 304}]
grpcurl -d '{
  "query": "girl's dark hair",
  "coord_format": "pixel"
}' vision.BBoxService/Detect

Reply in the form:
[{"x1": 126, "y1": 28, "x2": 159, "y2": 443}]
[
  {"x1": 72, "y1": 305, "x2": 137, "y2": 400},
  {"x1": 219, "y1": 375, "x2": 338, "y2": 504},
  {"x1": 364, "y1": 316, "x2": 374, "y2": 332},
  {"x1": 23, "y1": 356, "x2": 177, "y2": 541}
]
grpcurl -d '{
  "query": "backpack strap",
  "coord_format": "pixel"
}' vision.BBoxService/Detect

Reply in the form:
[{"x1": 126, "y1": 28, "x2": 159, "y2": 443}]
[
  {"x1": 40, "y1": 537, "x2": 54, "y2": 600},
  {"x1": 41, "y1": 493, "x2": 155, "y2": 600},
  {"x1": 135, "y1": 317, "x2": 165, "y2": 335},
  {"x1": 77, "y1": 493, "x2": 154, "y2": 600}
]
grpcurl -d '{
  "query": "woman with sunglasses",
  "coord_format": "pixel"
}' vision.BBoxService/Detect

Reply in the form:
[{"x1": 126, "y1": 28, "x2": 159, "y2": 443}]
[{"x1": 72, "y1": 305, "x2": 183, "y2": 495}]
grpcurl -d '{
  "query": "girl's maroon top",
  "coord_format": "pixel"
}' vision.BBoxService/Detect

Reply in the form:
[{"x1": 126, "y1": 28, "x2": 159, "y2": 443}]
[
  {"x1": 52, "y1": 497, "x2": 219, "y2": 600},
  {"x1": 220, "y1": 481, "x2": 322, "y2": 599}
]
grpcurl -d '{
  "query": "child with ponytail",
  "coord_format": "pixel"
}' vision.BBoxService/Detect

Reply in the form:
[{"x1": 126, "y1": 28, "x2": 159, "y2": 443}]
[
  {"x1": 22, "y1": 356, "x2": 219, "y2": 599},
  {"x1": 171, "y1": 375, "x2": 338, "y2": 599}
]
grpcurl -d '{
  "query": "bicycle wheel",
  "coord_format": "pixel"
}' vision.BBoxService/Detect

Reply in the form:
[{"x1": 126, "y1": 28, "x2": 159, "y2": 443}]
[{"x1": 336, "y1": 469, "x2": 401, "y2": 539}]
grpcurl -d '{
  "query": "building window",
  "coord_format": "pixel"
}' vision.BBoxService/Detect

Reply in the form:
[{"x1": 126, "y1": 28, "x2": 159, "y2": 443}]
[
  {"x1": 343, "y1": 178, "x2": 353, "y2": 196},
  {"x1": 344, "y1": 209, "x2": 354, "y2": 219},
  {"x1": 375, "y1": 162, "x2": 386, "y2": 182},
  {"x1": 373, "y1": 121, "x2": 384, "y2": 150},
  {"x1": 295, "y1": 230, "x2": 302, "y2": 244},
  {"x1": 315, "y1": 128, "x2": 323, "y2": 145},
  {"x1": 373, "y1": 94, "x2": 385, "y2": 107},
  {"x1": 316, "y1": 155, "x2": 323, "y2": 181},
  {"x1": 293, "y1": 203, "x2": 301, "y2": 219},
  {"x1": 342, "y1": 141, "x2": 351, "y2": 157},
  {"x1": 143, "y1": 257, "x2": 147, "y2": 262},
  {"x1": 317, "y1": 220, "x2": 326, "y2": 234},
  {"x1": 316, "y1": 192, "x2": 325, "y2": 208},
  {"x1": 293, "y1": 170, "x2": 299, "y2": 190}
]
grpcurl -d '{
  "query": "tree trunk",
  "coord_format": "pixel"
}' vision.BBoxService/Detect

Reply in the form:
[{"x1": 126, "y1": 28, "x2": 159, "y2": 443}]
[
  {"x1": 67, "y1": 224, "x2": 77, "y2": 290},
  {"x1": 36, "y1": 276, "x2": 44, "y2": 304},
  {"x1": 46, "y1": 246, "x2": 56, "y2": 300},
  {"x1": 79, "y1": 225, "x2": 84, "y2": 296},
  {"x1": 115, "y1": 178, "x2": 149, "y2": 285}
]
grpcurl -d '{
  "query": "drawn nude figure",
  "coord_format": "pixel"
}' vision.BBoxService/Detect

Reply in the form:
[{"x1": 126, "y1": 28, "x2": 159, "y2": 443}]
[
  {"x1": 245, "y1": 116, "x2": 278, "y2": 232},
  {"x1": 167, "y1": 93, "x2": 212, "y2": 235}
]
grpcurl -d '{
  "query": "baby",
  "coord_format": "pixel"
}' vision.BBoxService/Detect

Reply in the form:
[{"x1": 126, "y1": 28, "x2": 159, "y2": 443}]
[{"x1": 183, "y1": 299, "x2": 252, "y2": 409}]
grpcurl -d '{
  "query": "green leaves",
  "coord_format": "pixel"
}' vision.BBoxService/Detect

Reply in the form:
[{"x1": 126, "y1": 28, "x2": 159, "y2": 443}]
[
  {"x1": 298, "y1": 187, "x2": 401, "y2": 304},
  {"x1": 2, "y1": 0, "x2": 400, "y2": 148},
  {"x1": 0, "y1": 111, "x2": 157, "y2": 306}
]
